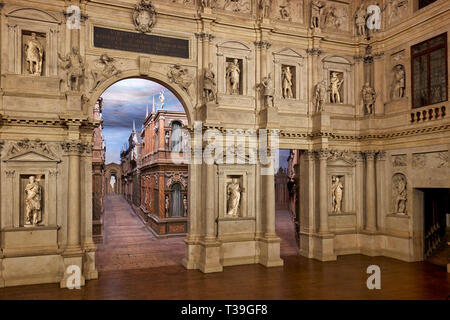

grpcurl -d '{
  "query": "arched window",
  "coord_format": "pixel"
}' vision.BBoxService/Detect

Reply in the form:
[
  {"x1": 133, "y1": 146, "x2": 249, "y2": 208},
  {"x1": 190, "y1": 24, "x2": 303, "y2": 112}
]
[
  {"x1": 170, "y1": 183, "x2": 182, "y2": 217},
  {"x1": 171, "y1": 121, "x2": 182, "y2": 152}
]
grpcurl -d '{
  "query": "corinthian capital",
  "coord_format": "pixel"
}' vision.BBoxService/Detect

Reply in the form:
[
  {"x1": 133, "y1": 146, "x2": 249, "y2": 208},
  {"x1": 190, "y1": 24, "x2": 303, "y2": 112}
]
[
  {"x1": 315, "y1": 149, "x2": 330, "y2": 159},
  {"x1": 364, "y1": 150, "x2": 377, "y2": 160}
]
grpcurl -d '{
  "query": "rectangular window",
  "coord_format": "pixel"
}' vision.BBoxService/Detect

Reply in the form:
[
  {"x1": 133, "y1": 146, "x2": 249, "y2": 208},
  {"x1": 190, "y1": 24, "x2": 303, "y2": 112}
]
[
  {"x1": 411, "y1": 33, "x2": 448, "y2": 108},
  {"x1": 418, "y1": 0, "x2": 437, "y2": 10}
]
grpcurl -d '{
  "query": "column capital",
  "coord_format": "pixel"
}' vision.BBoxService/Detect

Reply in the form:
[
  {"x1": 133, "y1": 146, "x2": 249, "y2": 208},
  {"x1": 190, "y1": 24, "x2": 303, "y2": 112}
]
[
  {"x1": 254, "y1": 41, "x2": 271, "y2": 50},
  {"x1": 376, "y1": 151, "x2": 387, "y2": 161},
  {"x1": 353, "y1": 151, "x2": 365, "y2": 162},
  {"x1": 306, "y1": 48, "x2": 323, "y2": 56},
  {"x1": 195, "y1": 32, "x2": 215, "y2": 42},
  {"x1": 364, "y1": 150, "x2": 377, "y2": 160},
  {"x1": 61, "y1": 140, "x2": 90, "y2": 155},
  {"x1": 315, "y1": 149, "x2": 330, "y2": 160}
]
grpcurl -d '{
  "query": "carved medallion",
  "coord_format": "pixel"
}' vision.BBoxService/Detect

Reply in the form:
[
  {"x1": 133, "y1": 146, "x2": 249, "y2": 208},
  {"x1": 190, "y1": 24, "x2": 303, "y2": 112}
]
[{"x1": 133, "y1": 0, "x2": 156, "y2": 33}]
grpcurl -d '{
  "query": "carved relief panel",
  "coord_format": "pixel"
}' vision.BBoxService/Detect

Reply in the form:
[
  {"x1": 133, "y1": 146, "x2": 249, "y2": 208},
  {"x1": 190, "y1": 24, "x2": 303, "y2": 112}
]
[{"x1": 261, "y1": 0, "x2": 304, "y2": 24}]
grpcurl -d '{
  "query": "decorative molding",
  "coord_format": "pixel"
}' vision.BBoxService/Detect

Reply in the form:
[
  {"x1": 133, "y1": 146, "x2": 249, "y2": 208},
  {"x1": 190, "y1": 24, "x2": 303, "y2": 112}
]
[
  {"x1": 254, "y1": 41, "x2": 271, "y2": 50},
  {"x1": 3, "y1": 139, "x2": 60, "y2": 162},
  {"x1": 133, "y1": 0, "x2": 156, "y2": 33},
  {"x1": 195, "y1": 32, "x2": 215, "y2": 42},
  {"x1": 307, "y1": 48, "x2": 323, "y2": 56}
]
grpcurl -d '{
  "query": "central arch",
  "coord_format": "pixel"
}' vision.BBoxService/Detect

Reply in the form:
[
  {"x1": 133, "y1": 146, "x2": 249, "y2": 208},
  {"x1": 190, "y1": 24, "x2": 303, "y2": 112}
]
[{"x1": 90, "y1": 70, "x2": 196, "y2": 272}]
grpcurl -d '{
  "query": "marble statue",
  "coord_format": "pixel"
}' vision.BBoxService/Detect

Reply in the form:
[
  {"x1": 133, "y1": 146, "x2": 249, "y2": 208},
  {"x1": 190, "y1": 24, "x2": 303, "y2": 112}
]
[
  {"x1": 167, "y1": 64, "x2": 193, "y2": 92},
  {"x1": 362, "y1": 82, "x2": 376, "y2": 115},
  {"x1": 165, "y1": 195, "x2": 170, "y2": 216},
  {"x1": 25, "y1": 33, "x2": 44, "y2": 76},
  {"x1": 393, "y1": 65, "x2": 405, "y2": 99},
  {"x1": 226, "y1": 178, "x2": 241, "y2": 217},
  {"x1": 259, "y1": 0, "x2": 272, "y2": 19},
  {"x1": 58, "y1": 47, "x2": 85, "y2": 91},
  {"x1": 261, "y1": 73, "x2": 274, "y2": 108},
  {"x1": 24, "y1": 176, "x2": 42, "y2": 226},
  {"x1": 282, "y1": 66, "x2": 293, "y2": 99},
  {"x1": 393, "y1": 174, "x2": 407, "y2": 214},
  {"x1": 331, "y1": 176, "x2": 343, "y2": 213},
  {"x1": 329, "y1": 72, "x2": 343, "y2": 103},
  {"x1": 159, "y1": 89, "x2": 165, "y2": 109},
  {"x1": 226, "y1": 58, "x2": 241, "y2": 95},
  {"x1": 314, "y1": 80, "x2": 327, "y2": 112},
  {"x1": 310, "y1": 0, "x2": 325, "y2": 29},
  {"x1": 165, "y1": 131, "x2": 170, "y2": 150},
  {"x1": 203, "y1": 63, "x2": 217, "y2": 102},
  {"x1": 133, "y1": 0, "x2": 156, "y2": 33},
  {"x1": 355, "y1": 5, "x2": 366, "y2": 37},
  {"x1": 183, "y1": 195, "x2": 188, "y2": 216}
]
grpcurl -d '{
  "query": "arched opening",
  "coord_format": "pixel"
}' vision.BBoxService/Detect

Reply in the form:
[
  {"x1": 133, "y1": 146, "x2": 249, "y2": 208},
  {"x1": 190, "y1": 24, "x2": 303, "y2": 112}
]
[{"x1": 92, "y1": 77, "x2": 190, "y2": 272}]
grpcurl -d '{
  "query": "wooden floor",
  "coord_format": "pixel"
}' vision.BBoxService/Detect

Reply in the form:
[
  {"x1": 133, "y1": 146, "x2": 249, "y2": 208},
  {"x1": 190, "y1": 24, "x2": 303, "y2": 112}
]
[{"x1": 0, "y1": 195, "x2": 448, "y2": 300}]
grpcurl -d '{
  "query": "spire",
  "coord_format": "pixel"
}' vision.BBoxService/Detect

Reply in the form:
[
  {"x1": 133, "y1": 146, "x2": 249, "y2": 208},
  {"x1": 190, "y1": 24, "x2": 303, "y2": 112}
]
[
  {"x1": 152, "y1": 96, "x2": 155, "y2": 114},
  {"x1": 133, "y1": 120, "x2": 136, "y2": 132},
  {"x1": 146, "y1": 104, "x2": 149, "y2": 118}
]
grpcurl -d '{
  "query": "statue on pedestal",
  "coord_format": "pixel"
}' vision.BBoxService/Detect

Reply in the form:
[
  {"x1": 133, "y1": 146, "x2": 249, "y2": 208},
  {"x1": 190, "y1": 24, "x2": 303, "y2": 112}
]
[
  {"x1": 25, "y1": 33, "x2": 44, "y2": 76},
  {"x1": 226, "y1": 58, "x2": 241, "y2": 95},
  {"x1": 24, "y1": 176, "x2": 42, "y2": 226},
  {"x1": 282, "y1": 66, "x2": 293, "y2": 99},
  {"x1": 330, "y1": 72, "x2": 344, "y2": 103},
  {"x1": 362, "y1": 82, "x2": 376, "y2": 115},
  {"x1": 310, "y1": 0, "x2": 325, "y2": 29},
  {"x1": 393, "y1": 65, "x2": 405, "y2": 99},
  {"x1": 314, "y1": 80, "x2": 327, "y2": 112},
  {"x1": 59, "y1": 47, "x2": 85, "y2": 91},
  {"x1": 261, "y1": 73, "x2": 274, "y2": 108},
  {"x1": 226, "y1": 178, "x2": 241, "y2": 217},
  {"x1": 203, "y1": 63, "x2": 217, "y2": 102},
  {"x1": 331, "y1": 176, "x2": 343, "y2": 213}
]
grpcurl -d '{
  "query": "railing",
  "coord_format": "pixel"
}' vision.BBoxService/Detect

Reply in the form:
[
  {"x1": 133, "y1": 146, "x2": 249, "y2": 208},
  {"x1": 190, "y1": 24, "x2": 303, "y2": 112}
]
[{"x1": 410, "y1": 105, "x2": 446, "y2": 123}]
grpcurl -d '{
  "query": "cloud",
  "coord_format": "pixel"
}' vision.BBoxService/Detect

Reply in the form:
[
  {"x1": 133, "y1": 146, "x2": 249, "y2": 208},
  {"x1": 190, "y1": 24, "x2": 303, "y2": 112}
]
[{"x1": 100, "y1": 78, "x2": 185, "y2": 163}]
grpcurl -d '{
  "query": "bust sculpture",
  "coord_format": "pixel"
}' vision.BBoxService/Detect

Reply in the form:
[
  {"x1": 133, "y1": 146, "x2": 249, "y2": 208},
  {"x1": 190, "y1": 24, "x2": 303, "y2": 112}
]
[
  {"x1": 226, "y1": 178, "x2": 241, "y2": 217},
  {"x1": 24, "y1": 176, "x2": 42, "y2": 226},
  {"x1": 25, "y1": 33, "x2": 44, "y2": 76}
]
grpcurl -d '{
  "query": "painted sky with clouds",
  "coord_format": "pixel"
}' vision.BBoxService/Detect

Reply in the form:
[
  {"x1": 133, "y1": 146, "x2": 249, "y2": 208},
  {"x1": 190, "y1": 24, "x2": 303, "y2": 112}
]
[{"x1": 101, "y1": 78, "x2": 184, "y2": 164}]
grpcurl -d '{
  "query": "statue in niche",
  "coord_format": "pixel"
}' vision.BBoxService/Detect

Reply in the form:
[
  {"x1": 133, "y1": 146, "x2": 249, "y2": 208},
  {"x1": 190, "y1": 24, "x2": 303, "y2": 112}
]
[
  {"x1": 165, "y1": 195, "x2": 170, "y2": 217},
  {"x1": 91, "y1": 54, "x2": 121, "y2": 92},
  {"x1": 58, "y1": 47, "x2": 85, "y2": 91},
  {"x1": 226, "y1": 178, "x2": 241, "y2": 217},
  {"x1": 25, "y1": 33, "x2": 44, "y2": 76},
  {"x1": 259, "y1": 0, "x2": 272, "y2": 19},
  {"x1": 203, "y1": 63, "x2": 217, "y2": 103},
  {"x1": 24, "y1": 176, "x2": 42, "y2": 226},
  {"x1": 182, "y1": 130, "x2": 190, "y2": 153},
  {"x1": 261, "y1": 73, "x2": 275, "y2": 108},
  {"x1": 393, "y1": 174, "x2": 407, "y2": 215},
  {"x1": 329, "y1": 72, "x2": 343, "y2": 103},
  {"x1": 314, "y1": 80, "x2": 327, "y2": 112},
  {"x1": 282, "y1": 66, "x2": 294, "y2": 99},
  {"x1": 392, "y1": 64, "x2": 405, "y2": 99},
  {"x1": 331, "y1": 176, "x2": 343, "y2": 213},
  {"x1": 226, "y1": 58, "x2": 241, "y2": 95},
  {"x1": 355, "y1": 5, "x2": 367, "y2": 37},
  {"x1": 183, "y1": 195, "x2": 188, "y2": 216},
  {"x1": 159, "y1": 89, "x2": 166, "y2": 109},
  {"x1": 165, "y1": 131, "x2": 170, "y2": 150},
  {"x1": 362, "y1": 82, "x2": 376, "y2": 115},
  {"x1": 310, "y1": 0, "x2": 325, "y2": 29}
]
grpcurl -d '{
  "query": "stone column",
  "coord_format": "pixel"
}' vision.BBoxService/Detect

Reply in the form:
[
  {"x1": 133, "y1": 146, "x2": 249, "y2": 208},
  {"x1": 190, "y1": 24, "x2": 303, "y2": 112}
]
[
  {"x1": 204, "y1": 162, "x2": 215, "y2": 241},
  {"x1": 65, "y1": 141, "x2": 82, "y2": 252},
  {"x1": 317, "y1": 149, "x2": 329, "y2": 233},
  {"x1": 354, "y1": 151, "x2": 365, "y2": 231},
  {"x1": 264, "y1": 160, "x2": 276, "y2": 237},
  {"x1": 365, "y1": 151, "x2": 377, "y2": 232}
]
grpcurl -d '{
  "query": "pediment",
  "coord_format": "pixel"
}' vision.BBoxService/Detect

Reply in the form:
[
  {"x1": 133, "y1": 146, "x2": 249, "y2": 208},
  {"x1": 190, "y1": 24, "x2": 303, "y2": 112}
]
[
  {"x1": 274, "y1": 48, "x2": 304, "y2": 59},
  {"x1": 7, "y1": 8, "x2": 60, "y2": 24},
  {"x1": 4, "y1": 150, "x2": 59, "y2": 163},
  {"x1": 218, "y1": 41, "x2": 251, "y2": 51},
  {"x1": 328, "y1": 158, "x2": 354, "y2": 167},
  {"x1": 322, "y1": 55, "x2": 352, "y2": 65}
]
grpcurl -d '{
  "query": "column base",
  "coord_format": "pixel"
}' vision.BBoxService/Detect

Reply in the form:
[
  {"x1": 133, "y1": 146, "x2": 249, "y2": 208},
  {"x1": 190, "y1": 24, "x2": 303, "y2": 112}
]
[
  {"x1": 258, "y1": 236, "x2": 284, "y2": 267},
  {"x1": 0, "y1": 258, "x2": 4, "y2": 288},
  {"x1": 198, "y1": 240, "x2": 223, "y2": 273},
  {"x1": 83, "y1": 251, "x2": 98, "y2": 280},
  {"x1": 182, "y1": 237, "x2": 202, "y2": 270},
  {"x1": 311, "y1": 233, "x2": 337, "y2": 261},
  {"x1": 59, "y1": 255, "x2": 86, "y2": 289}
]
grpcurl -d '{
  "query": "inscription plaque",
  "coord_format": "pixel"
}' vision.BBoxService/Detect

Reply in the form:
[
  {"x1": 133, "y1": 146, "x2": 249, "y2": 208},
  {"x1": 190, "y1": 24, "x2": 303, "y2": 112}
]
[{"x1": 93, "y1": 26, "x2": 189, "y2": 59}]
